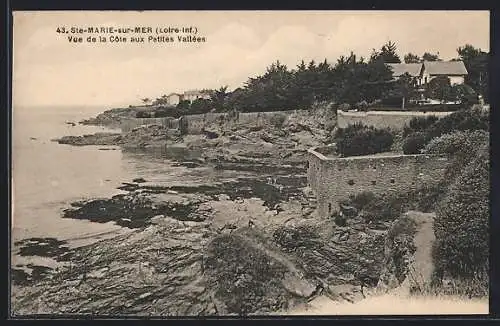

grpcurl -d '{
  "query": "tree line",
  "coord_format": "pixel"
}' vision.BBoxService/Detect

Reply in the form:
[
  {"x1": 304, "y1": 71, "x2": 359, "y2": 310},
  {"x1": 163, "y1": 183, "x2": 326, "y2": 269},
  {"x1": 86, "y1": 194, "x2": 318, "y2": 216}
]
[{"x1": 145, "y1": 41, "x2": 488, "y2": 117}]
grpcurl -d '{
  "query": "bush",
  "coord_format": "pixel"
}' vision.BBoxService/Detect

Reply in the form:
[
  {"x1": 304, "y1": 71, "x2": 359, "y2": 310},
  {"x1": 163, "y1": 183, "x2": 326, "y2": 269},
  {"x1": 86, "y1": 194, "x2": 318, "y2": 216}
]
[
  {"x1": 424, "y1": 130, "x2": 489, "y2": 157},
  {"x1": 432, "y1": 145, "x2": 489, "y2": 283},
  {"x1": 402, "y1": 132, "x2": 430, "y2": 154},
  {"x1": 334, "y1": 214, "x2": 347, "y2": 227},
  {"x1": 356, "y1": 101, "x2": 369, "y2": 112},
  {"x1": 343, "y1": 191, "x2": 406, "y2": 223},
  {"x1": 361, "y1": 193, "x2": 406, "y2": 223},
  {"x1": 270, "y1": 113, "x2": 287, "y2": 128},
  {"x1": 385, "y1": 217, "x2": 418, "y2": 283},
  {"x1": 136, "y1": 111, "x2": 152, "y2": 118},
  {"x1": 426, "y1": 107, "x2": 489, "y2": 139},
  {"x1": 153, "y1": 107, "x2": 183, "y2": 118},
  {"x1": 424, "y1": 130, "x2": 489, "y2": 182},
  {"x1": 335, "y1": 123, "x2": 394, "y2": 157},
  {"x1": 403, "y1": 116, "x2": 439, "y2": 136}
]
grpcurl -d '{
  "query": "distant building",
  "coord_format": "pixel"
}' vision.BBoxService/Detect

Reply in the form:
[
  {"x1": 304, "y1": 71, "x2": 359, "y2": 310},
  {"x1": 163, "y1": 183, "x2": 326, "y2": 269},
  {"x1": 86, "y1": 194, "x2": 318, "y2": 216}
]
[
  {"x1": 387, "y1": 63, "x2": 424, "y2": 85},
  {"x1": 166, "y1": 93, "x2": 182, "y2": 106},
  {"x1": 182, "y1": 90, "x2": 211, "y2": 103},
  {"x1": 387, "y1": 61, "x2": 468, "y2": 86},
  {"x1": 421, "y1": 61, "x2": 468, "y2": 85}
]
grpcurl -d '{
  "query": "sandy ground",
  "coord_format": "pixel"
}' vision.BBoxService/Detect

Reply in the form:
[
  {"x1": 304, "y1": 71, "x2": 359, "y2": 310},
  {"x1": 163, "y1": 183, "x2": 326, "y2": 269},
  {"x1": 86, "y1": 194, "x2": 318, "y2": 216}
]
[{"x1": 285, "y1": 293, "x2": 489, "y2": 315}]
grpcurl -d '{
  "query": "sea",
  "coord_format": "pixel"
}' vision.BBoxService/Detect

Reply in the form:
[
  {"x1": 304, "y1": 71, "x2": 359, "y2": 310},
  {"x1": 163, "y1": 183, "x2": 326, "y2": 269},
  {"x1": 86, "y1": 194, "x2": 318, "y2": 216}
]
[{"x1": 10, "y1": 105, "x2": 256, "y2": 257}]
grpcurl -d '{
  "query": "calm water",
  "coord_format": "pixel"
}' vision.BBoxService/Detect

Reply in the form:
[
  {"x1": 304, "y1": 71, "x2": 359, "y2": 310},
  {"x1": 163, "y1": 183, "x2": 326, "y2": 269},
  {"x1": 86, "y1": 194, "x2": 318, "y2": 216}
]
[
  {"x1": 11, "y1": 106, "x2": 257, "y2": 248},
  {"x1": 12, "y1": 106, "x2": 132, "y2": 245}
]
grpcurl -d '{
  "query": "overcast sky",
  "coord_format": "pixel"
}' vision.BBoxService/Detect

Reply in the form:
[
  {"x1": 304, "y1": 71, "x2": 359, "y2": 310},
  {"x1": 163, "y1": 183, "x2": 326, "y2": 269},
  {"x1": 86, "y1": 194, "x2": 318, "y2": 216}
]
[{"x1": 13, "y1": 11, "x2": 489, "y2": 108}]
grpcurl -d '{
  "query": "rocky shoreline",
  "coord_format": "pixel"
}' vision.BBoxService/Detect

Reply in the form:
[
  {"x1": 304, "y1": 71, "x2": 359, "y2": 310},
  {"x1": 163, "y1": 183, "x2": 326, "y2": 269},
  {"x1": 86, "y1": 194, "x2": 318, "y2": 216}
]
[
  {"x1": 12, "y1": 172, "x2": 399, "y2": 316},
  {"x1": 12, "y1": 108, "x2": 412, "y2": 316}
]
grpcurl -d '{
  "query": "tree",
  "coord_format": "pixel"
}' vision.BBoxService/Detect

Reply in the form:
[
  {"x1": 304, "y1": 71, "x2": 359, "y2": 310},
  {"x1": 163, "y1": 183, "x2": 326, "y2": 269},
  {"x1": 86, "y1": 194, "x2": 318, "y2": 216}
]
[
  {"x1": 457, "y1": 44, "x2": 489, "y2": 101},
  {"x1": 395, "y1": 73, "x2": 418, "y2": 109},
  {"x1": 176, "y1": 100, "x2": 191, "y2": 111},
  {"x1": 190, "y1": 98, "x2": 212, "y2": 114},
  {"x1": 210, "y1": 86, "x2": 229, "y2": 112},
  {"x1": 404, "y1": 53, "x2": 421, "y2": 64},
  {"x1": 426, "y1": 76, "x2": 452, "y2": 103},
  {"x1": 370, "y1": 41, "x2": 401, "y2": 64},
  {"x1": 422, "y1": 52, "x2": 442, "y2": 62},
  {"x1": 141, "y1": 97, "x2": 151, "y2": 105}
]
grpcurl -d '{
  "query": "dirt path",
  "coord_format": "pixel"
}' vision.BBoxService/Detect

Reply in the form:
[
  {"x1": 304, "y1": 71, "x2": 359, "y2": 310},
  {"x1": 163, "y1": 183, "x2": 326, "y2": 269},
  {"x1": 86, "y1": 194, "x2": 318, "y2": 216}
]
[
  {"x1": 396, "y1": 211, "x2": 436, "y2": 295},
  {"x1": 283, "y1": 211, "x2": 489, "y2": 315}
]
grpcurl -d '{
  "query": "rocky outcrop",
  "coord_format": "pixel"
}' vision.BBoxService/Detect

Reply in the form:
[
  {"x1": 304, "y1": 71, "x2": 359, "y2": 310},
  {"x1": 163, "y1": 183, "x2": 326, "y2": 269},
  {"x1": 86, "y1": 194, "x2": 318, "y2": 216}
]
[{"x1": 79, "y1": 107, "x2": 139, "y2": 127}]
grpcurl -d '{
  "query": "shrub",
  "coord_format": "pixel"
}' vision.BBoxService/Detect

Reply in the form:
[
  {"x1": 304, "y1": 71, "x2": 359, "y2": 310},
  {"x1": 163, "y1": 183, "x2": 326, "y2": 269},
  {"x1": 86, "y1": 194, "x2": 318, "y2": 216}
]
[
  {"x1": 424, "y1": 130, "x2": 489, "y2": 157},
  {"x1": 433, "y1": 145, "x2": 489, "y2": 283},
  {"x1": 424, "y1": 130, "x2": 489, "y2": 181},
  {"x1": 153, "y1": 107, "x2": 183, "y2": 118},
  {"x1": 384, "y1": 217, "x2": 418, "y2": 283},
  {"x1": 136, "y1": 111, "x2": 151, "y2": 118},
  {"x1": 270, "y1": 113, "x2": 287, "y2": 128},
  {"x1": 403, "y1": 116, "x2": 439, "y2": 136},
  {"x1": 343, "y1": 191, "x2": 406, "y2": 223},
  {"x1": 402, "y1": 132, "x2": 430, "y2": 154},
  {"x1": 334, "y1": 214, "x2": 347, "y2": 227},
  {"x1": 356, "y1": 101, "x2": 369, "y2": 112},
  {"x1": 426, "y1": 107, "x2": 489, "y2": 139},
  {"x1": 361, "y1": 193, "x2": 406, "y2": 223},
  {"x1": 335, "y1": 123, "x2": 394, "y2": 157}
]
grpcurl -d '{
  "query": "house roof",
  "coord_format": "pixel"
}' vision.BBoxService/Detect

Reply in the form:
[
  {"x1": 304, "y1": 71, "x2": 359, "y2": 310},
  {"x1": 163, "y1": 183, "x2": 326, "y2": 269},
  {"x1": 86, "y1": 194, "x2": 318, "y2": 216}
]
[
  {"x1": 387, "y1": 63, "x2": 422, "y2": 77},
  {"x1": 423, "y1": 60, "x2": 468, "y2": 76},
  {"x1": 166, "y1": 93, "x2": 182, "y2": 97}
]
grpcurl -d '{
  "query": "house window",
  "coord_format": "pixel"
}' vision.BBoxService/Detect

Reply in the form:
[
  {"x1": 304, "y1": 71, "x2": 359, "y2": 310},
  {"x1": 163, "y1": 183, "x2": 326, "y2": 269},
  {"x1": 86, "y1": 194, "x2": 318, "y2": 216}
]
[
  {"x1": 328, "y1": 203, "x2": 332, "y2": 214},
  {"x1": 371, "y1": 181, "x2": 376, "y2": 185},
  {"x1": 390, "y1": 178, "x2": 395, "y2": 184}
]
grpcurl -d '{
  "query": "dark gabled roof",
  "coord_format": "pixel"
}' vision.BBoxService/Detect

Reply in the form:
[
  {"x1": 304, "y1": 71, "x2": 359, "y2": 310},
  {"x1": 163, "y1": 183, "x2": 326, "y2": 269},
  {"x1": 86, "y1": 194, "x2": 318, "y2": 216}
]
[
  {"x1": 387, "y1": 63, "x2": 422, "y2": 77},
  {"x1": 423, "y1": 60, "x2": 468, "y2": 76}
]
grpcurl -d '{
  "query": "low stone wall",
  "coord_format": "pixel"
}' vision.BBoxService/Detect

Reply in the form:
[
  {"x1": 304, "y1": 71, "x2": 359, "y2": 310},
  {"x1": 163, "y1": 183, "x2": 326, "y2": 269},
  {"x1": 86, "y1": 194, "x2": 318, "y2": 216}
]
[
  {"x1": 120, "y1": 117, "x2": 180, "y2": 132},
  {"x1": 120, "y1": 110, "x2": 305, "y2": 134},
  {"x1": 337, "y1": 110, "x2": 454, "y2": 130},
  {"x1": 307, "y1": 147, "x2": 449, "y2": 218},
  {"x1": 184, "y1": 110, "x2": 301, "y2": 134}
]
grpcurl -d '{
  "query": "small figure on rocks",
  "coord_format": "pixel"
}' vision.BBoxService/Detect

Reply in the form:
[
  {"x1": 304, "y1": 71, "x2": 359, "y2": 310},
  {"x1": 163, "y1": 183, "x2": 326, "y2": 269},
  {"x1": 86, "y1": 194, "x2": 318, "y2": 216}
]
[{"x1": 248, "y1": 219, "x2": 255, "y2": 228}]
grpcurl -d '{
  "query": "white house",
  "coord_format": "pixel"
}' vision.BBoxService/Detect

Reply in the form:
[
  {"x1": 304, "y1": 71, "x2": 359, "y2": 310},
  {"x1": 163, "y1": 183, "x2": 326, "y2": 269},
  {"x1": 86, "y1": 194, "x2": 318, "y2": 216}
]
[
  {"x1": 166, "y1": 93, "x2": 182, "y2": 106},
  {"x1": 387, "y1": 60, "x2": 468, "y2": 86},
  {"x1": 421, "y1": 60, "x2": 468, "y2": 85},
  {"x1": 182, "y1": 90, "x2": 211, "y2": 103}
]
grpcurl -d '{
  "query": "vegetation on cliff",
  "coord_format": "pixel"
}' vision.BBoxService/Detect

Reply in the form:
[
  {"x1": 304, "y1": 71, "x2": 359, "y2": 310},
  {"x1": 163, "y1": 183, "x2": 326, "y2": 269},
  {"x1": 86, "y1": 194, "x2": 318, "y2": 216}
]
[
  {"x1": 334, "y1": 123, "x2": 394, "y2": 157},
  {"x1": 431, "y1": 142, "x2": 489, "y2": 296}
]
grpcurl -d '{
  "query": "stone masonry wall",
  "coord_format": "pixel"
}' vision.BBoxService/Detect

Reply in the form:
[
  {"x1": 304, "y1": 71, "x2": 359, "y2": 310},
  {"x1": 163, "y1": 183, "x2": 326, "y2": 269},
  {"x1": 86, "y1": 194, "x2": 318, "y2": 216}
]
[
  {"x1": 120, "y1": 117, "x2": 180, "y2": 132},
  {"x1": 337, "y1": 110, "x2": 453, "y2": 130},
  {"x1": 307, "y1": 148, "x2": 450, "y2": 218},
  {"x1": 120, "y1": 110, "x2": 301, "y2": 134}
]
